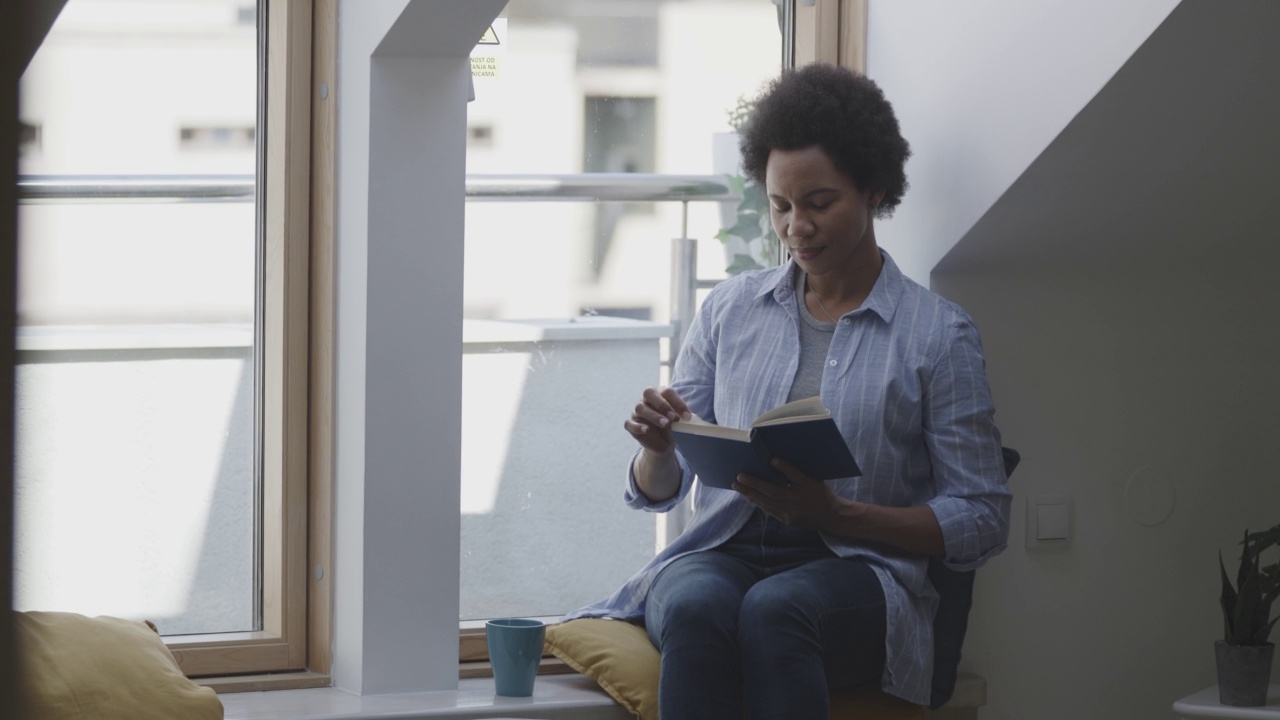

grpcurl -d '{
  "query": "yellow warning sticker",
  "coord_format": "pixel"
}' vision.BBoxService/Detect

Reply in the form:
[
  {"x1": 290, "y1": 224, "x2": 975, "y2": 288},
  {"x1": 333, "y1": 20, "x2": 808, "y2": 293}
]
[
  {"x1": 470, "y1": 56, "x2": 500, "y2": 78},
  {"x1": 471, "y1": 18, "x2": 506, "y2": 79}
]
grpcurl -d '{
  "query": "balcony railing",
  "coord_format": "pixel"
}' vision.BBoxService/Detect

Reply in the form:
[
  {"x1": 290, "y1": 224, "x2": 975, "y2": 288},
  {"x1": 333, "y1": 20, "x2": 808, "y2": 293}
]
[
  {"x1": 18, "y1": 173, "x2": 739, "y2": 203},
  {"x1": 17, "y1": 173, "x2": 750, "y2": 364}
]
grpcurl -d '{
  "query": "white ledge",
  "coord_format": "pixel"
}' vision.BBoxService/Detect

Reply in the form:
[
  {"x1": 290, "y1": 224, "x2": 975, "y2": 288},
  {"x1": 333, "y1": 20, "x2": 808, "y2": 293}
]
[
  {"x1": 219, "y1": 671, "x2": 988, "y2": 720},
  {"x1": 220, "y1": 675, "x2": 632, "y2": 720},
  {"x1": 17, "y1": 323, "x2": 253, "y2": 351},
  {"x1": 463, "y1": 317, "x2": 673, "y2": 344}
]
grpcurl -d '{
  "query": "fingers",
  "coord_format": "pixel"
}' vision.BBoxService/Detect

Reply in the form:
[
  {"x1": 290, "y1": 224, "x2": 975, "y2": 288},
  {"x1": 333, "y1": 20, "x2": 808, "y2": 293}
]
[
  {"x1": 733, "y1": 472, "x2": 790, "y2": 499},
  {"x1": 622, "y1": 418, "x2": 652, "y2": 437},
  {"x1": 625, "y1": 386, "x2": 690, "y2": 454},
  {"x1": 629, "y1": 387, "x2": 691, "y2": 432},
  {"x1": 735, "y1": 464, "x2": 835, "y2": 532},
  {"x1": 769, "y1": 456, "x2": 811, "y2": 484},
  {"x1": 657, "y1": 387, "x2": 693, "y2": 421},
  {"x1": 640, "y1": 386, "x2": 691, "y2": 424},
  {"x1": 734, "y1": 473, "x2": 791, "y2": 523}
]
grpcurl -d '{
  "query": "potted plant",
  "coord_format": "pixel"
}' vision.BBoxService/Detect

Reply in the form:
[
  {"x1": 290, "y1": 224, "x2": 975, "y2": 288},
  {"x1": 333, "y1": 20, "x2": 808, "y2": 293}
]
[
  {"x1": 1216, "y1": 522, "x2": 1280, "y2": 706},
  {"x1": 714, "y1": 95, "x2": 778, "y2": 275}
]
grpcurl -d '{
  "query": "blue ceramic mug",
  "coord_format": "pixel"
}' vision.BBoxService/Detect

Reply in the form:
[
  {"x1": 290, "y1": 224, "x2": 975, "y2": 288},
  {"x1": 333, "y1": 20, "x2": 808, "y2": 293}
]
[{"x1": 486, "y1": 618, "x2": 546, "y2": 697}]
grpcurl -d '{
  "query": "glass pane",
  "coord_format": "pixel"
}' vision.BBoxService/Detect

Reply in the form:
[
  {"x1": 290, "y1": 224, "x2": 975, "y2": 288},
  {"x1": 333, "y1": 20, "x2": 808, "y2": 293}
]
[
  {"x1": 14, "y1": 0, "x2": 259, "y2": 636},
  {"x1": 461, "y1": 0, "x2": 782, "y2": 620}
]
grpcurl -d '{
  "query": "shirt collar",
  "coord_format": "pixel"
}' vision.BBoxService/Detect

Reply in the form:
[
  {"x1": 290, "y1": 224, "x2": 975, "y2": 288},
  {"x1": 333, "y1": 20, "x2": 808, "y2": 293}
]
[{"x1": 761, "y1": 250, "x2": 905, "y2": 324}]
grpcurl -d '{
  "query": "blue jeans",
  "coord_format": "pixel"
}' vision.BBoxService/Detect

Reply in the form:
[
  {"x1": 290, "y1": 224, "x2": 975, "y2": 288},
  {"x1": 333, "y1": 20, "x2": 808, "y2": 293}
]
[{"x1": 644, "y1": 515, "x2": 887, "y2": 720}]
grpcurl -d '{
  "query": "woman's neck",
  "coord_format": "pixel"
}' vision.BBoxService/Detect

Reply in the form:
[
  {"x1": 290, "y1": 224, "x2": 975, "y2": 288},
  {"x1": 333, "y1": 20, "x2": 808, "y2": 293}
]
[{"x1": 804, "y1": 242, "x2": 883, "y2": 316}]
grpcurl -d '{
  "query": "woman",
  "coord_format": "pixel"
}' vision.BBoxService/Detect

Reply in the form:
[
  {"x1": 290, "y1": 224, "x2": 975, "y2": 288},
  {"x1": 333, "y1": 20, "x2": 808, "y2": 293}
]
[{"x1": 570, "y1": 64, "x2": 1011, "y2": 720}]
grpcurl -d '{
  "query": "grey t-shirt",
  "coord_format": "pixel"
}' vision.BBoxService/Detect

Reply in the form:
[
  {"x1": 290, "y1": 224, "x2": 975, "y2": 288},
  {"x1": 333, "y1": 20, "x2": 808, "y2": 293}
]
[
  {"x1": 788, "y1": 271, "x2": 836, "y2": 402},
  {"x1": 726, "y1": 271, "x2": 839, "y2": 550}
]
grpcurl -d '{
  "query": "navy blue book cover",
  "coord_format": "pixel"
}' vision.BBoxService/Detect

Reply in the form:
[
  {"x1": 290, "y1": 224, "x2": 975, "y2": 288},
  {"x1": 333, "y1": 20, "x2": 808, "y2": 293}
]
[
  {"x1": 672, "y1": 414, "x2": 860, "y2": 489},
  {"x1": 750, "y1": 418, "x2": 860, "y2": 482},
  {"x1": 671, "y1": 431, "x2": 776, "y2": 489}
]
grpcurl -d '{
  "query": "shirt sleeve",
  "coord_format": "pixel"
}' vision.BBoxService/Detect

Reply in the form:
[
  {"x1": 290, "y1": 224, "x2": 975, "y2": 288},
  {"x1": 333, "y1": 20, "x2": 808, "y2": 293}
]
[
  {"x1": 623, "y1": 448, "x2": 694, "y2": 512},
  {"x1": 922, "y1": 315, "x2": 1012, "y2": 571},
  {"x1": 620, "y1": 289, "x2": 720, "y2": 511}
]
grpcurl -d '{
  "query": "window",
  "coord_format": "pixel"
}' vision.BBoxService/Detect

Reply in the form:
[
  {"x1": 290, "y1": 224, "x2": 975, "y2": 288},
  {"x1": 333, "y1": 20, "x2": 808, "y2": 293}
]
[
  {"x1": 467, "y1": 124, "x2": 495, "y2": 147},
  {"x1": 456, "y1": 0, "x2": 867, "y2": 667},
  {"x1": 18, "y1": 122, "x2": 40, "y2": 155},
  {"x1": 459, "y1": 0, "x2": 784, "y2": 628},
  {"x1": 14, "y1": 0, "x2": 332, "y2": 685},
  {"x1": 179, "y1": 125, "x2": 257, "y2": 151}
]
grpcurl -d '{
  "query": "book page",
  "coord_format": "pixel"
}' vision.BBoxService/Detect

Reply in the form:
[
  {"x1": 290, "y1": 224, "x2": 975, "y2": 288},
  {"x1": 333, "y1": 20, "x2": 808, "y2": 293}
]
[
  {"x1": 752, "y1": 396, "x2": 830, "y2": 427},
  {"x1": 670, "y1": 415, "x2": 751, "y2": 442}
]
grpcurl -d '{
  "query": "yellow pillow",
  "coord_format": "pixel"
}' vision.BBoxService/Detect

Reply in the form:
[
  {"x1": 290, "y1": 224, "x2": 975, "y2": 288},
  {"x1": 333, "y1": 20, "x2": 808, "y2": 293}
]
[
  {"x1": 543, "y1": 617, "x2": 924, "y2": 720},
  {"x1": 17, "y1": 611, "x2": 223, "y2": 720},
  {"x1": 544, "y1": 618, "x2": 659, "y2": 720}
]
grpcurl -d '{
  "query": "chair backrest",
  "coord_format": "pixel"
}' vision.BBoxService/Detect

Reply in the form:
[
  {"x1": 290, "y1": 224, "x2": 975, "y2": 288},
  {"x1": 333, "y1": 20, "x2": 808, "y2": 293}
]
[{"x1": 926, "y1": 446, "x2": 1020, "y2": 710}]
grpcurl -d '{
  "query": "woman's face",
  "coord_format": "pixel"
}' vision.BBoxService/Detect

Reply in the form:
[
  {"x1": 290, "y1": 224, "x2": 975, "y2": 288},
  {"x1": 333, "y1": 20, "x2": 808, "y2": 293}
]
[{"x1": 764, "y1": 145, "x2": 882, "y2": 279}]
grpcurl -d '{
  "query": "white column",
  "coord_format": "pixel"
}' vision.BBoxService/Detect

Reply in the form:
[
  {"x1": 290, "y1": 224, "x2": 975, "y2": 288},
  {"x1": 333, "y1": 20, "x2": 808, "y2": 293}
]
[{"x1": 334, "y1": 0, "x2": 507, "y2": 695}]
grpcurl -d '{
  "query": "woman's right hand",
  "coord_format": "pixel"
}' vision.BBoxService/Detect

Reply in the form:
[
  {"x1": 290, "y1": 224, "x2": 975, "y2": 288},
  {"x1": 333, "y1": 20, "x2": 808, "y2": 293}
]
[{"x1": 623, "y1": 386, "x2": 693, "y2": 456}]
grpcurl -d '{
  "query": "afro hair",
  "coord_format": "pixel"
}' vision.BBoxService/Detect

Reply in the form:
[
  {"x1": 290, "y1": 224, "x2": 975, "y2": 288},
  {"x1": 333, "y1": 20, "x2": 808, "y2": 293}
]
[{"x1": 740, "y1": 64, "x2": 911, "y2": 218}]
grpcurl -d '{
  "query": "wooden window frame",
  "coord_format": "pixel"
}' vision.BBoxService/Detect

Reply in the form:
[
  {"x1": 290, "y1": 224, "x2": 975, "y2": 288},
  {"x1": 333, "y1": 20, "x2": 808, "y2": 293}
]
[
  {"x1": 794, "y1": 0, "x2": 867, "y2": 72},
  {"x1": 164, "y1": 0, "x2": 336, "y2": 690}
]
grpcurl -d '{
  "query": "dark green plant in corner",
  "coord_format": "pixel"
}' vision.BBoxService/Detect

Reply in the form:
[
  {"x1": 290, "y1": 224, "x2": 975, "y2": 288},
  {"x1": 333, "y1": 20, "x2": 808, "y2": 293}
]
[
  {"x1": 1220, "y1": 523, "x2": 1280, "y2": 646},
  {"x1": 715, "y1": 95, "x2": 775, "y2": 275}
]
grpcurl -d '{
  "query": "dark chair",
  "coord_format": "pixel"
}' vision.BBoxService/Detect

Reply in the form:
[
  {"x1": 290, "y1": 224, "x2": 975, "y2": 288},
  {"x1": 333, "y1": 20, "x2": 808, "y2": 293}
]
[{"x1": 926, "y1": 446, "x2": 1020, "y2": 710}]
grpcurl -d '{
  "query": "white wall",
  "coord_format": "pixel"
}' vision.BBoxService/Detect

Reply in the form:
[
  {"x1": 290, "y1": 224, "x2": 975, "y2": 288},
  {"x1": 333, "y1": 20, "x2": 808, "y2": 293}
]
[
  {"x1": 935, "y1": 263, "x2": 1280, "y2": 719},
  {"x1": 866, "y1": 0, "x2": 1179, "y2": 284},
  {"x1": 919, "y1": 1, "x2": 1280, "y2": 717}
]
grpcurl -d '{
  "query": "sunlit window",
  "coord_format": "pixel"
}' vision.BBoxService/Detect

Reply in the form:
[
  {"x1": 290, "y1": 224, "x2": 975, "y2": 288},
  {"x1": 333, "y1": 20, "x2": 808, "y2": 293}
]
[
  {"x1": 460, "y1": 0, "x2": 783, "y2": 621},
  {"x1": 15, "y1": 0, "x2": 259, "y2": 638}
]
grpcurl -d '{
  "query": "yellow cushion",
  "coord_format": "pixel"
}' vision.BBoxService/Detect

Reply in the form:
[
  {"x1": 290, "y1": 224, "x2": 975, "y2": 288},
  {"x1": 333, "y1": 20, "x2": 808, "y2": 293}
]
[
  {"x1": 544, "y1": 617, "x2": 923, "y2": 720},
  {"x1": 545, "y1": 618, "x2": 660, "y2": 720},
  {"x1": 17, "y1": 611, "x2": 223, "y2": 720}
]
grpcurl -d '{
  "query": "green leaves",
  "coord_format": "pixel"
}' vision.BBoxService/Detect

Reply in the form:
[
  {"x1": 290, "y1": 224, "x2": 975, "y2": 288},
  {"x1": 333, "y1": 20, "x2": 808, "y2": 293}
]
[
  {"x1": 717, "y1": 175, "x2": 774, "y2": 276},
  {"x1": 726, "y1": 95, "x2": 756, "y2": 134},
  {"x1": 1221, "y1": 553, "x2": 1238, "y2": 642},
  {"x1": 1220, "y1": 523, "x2": 1280, "y2": 646},
  {"x1": 724, "y1": 254, "x2": 764, "y2": 275}
]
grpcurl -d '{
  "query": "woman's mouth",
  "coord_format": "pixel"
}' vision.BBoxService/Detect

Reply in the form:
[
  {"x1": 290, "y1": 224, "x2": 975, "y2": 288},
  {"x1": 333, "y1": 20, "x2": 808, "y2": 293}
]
[{"x1": 790, "y1": 245, "x2": 823, "y2": 261}]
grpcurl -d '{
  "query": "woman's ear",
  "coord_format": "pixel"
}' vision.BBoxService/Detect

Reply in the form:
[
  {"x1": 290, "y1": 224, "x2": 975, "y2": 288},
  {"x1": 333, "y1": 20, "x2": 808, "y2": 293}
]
[{"x1": 870, "y1": 190, "x2": 886, "y2": 210}]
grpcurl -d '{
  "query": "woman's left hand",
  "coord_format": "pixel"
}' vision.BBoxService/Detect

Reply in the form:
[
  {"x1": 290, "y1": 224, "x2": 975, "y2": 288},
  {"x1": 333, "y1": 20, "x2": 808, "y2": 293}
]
[
  {"x1": 737, "y1": 457, "x2": 947, "y2": 556},
  {"x1": 732, "y1": 457, "x2": 845, "y2": 533}
]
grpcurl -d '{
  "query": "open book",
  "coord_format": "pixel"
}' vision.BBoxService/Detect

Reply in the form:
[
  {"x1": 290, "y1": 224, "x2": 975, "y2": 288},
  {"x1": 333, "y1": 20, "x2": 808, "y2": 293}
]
[{"x1": 670, "y1": 396, "x2": 861, "y2": 489}]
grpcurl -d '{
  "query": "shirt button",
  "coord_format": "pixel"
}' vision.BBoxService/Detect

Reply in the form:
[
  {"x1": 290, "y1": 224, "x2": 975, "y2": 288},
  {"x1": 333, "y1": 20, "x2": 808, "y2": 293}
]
[
  {"x1": 842, "y1": 318, "x2": 851, "y2": 325},
  {"x1": 828, "y1": 359, "x2": 838, "y2": 367}
]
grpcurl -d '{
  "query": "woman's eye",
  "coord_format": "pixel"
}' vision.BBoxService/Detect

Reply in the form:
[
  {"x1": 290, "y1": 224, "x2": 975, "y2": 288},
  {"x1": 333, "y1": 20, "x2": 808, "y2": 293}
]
[
  {"x1": 771, "y1": 205, "x2": 789, "y2": 213},
  {"x1": 811, "y1": 202, "x2": 831, "y2": 211}
]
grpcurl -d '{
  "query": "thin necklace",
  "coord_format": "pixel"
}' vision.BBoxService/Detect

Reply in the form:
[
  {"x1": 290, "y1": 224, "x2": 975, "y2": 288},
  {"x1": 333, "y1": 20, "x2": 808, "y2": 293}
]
[{"x1": 805, "y1": 274, "x2": 839, "y2": 323}]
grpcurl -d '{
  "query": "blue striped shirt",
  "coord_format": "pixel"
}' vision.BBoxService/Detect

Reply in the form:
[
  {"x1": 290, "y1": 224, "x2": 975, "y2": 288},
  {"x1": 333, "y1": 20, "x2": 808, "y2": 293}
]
[{"x1": 568, "y1": 251, "x2": 1011, "y2": 705}]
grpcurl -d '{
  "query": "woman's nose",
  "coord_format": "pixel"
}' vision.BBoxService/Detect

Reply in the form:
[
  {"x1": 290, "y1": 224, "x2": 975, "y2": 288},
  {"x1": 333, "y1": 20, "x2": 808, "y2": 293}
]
[{"x1": 789, "y1": 212, "x2": 815, "y2": 238}]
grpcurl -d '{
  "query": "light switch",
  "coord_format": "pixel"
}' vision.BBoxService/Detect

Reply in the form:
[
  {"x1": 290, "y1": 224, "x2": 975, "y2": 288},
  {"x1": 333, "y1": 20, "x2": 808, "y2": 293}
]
[
  {"x1": 1026, "y1": 494, "x2": 1072, "y2": 549},
  {"x1": 1036, "y1": 503, "x2": 1070, "y2": 540}
]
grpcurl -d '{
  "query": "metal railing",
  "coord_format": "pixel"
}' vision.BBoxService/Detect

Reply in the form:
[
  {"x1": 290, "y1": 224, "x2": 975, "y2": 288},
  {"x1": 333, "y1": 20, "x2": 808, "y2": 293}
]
[
  {"x1": 17, "y1": 173, "x2": 747, "y2": 366},
  {"x1": 17, "y1": 172, "x2": 738, "y2": 203},
  {"x1": 17, "y1": 174, "x2": 258, "y2": 203}
]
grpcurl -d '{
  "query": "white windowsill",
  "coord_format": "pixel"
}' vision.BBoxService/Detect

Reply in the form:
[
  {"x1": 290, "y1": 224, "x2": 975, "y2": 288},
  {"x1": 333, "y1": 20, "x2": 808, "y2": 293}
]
[
  {"x1": 220, "y1": 674, "x2": 631, "y2": 720},
  {"x1": 220, "y1": 671, "x2": 989, "y2": 720}
]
